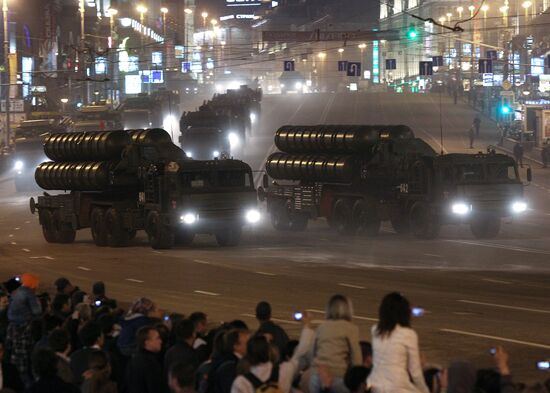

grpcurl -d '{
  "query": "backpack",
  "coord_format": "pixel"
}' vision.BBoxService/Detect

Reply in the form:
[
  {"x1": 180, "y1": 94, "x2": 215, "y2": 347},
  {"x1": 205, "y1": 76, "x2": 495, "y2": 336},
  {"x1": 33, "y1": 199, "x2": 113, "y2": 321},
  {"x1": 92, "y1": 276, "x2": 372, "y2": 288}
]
[{"x1": 244, "y1": 365, "x2": 282, "y2": 393}]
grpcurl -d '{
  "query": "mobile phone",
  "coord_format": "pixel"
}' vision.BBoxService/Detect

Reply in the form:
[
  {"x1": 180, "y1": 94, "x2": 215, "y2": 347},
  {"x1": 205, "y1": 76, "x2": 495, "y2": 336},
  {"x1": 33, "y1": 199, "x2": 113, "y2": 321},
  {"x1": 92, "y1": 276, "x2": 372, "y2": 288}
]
[
  {"x1": 489, "y1": 347, "x2": 496, "y2": 356},
  {"x1": 536, "y1": 361, "x2": 550, "y2": 370},
  {"x1": 164, "y1": 315, "x2": 171, "y2": 321},
  {"x1": 94, "y1": 300, "x2": 102, "y2": 307},
  {"x1": 411, "y1": 307, "x2": 424, "y2": 317},
  {"x1": 293, "y1": 312, "x2": 303, "y2": 321}
]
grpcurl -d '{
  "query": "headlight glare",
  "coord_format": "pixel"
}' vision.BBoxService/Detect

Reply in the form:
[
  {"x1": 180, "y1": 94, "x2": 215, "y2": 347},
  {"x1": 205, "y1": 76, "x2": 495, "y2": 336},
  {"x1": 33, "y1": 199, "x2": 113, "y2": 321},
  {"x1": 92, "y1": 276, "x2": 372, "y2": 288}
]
[
  {"x1": 213, "y1": 150, "x2": 220, "y2": 158},
  {"x1": 451, "y1": 202, "x2": 470, "y2": 215},
  {"x1": 14, "y1": 160, "x2": 24, "y2": 171},
  {"x1": 181, "y1": 213, "x2": 198, "y2": 225},
  {"x1": 511, "y1": 201, "x2": 527, "y2": 213},
  {"x1": 245, "y1": 209, "x2": 261, "y2": 224}
]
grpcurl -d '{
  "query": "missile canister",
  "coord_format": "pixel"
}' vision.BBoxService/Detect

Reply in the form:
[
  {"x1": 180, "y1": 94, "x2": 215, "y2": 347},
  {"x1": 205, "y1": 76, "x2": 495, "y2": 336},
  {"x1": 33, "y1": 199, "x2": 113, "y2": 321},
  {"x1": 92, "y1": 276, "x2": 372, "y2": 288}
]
[
  {"x1": 44, "y1": 130, "x2": 131, "y2": 162},
  {"x1": 35, "y1": 161, "x2": 115, "y2": 191},
  {"x1": 274, "y1": 125, "x2": 414, "y2": 154},
  {"x1": 266, "y1": 152, "x2": 355, "y2": 183},
  {"x1": 128, "y1": 128, "x2": 172, "y2": 145}
]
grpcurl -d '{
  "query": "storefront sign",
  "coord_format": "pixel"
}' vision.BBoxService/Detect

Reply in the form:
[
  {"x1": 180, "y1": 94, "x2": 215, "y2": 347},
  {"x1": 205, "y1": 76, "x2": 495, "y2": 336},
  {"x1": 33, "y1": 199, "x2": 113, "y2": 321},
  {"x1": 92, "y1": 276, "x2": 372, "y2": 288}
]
[{"x1": 483, "y1": 73, "x2": 493, "y2": 87}]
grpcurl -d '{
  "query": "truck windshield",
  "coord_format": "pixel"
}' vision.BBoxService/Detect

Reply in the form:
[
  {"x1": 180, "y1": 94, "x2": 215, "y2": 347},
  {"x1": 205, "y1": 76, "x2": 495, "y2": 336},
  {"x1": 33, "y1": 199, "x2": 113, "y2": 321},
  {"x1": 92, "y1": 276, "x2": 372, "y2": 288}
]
[
  {"x1": 487, "y1": 164, "x2": 518, "y2": 182},
  {"x1": 452, "y1": 163, "x2": 518, "y2": 183},
  {"x1": 181, "y1": 170, "x2": 253, "y2": 189},
  {"x1": 455, "y1": 164, "x2": 484, "y2": 182}
]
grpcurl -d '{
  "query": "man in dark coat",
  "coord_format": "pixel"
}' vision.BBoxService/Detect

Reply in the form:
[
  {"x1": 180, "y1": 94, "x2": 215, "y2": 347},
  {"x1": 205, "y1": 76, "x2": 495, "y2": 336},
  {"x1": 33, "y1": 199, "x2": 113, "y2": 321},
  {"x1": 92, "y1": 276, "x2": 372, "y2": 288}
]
[
  {"x1": 126, "y1": 326, "x2": 167, "y2": 393},
  {"x1": 164, "y1": 319, "x2": 198, "y2": 377},
  {"x1": 27, "y1": 349, "x2": 79, "y2": 393},
  {"x1": 207, "y1": 329, "x2": 249, "y2": 393},
  {"x1": 255, "y1": 301, "x2": 289, "y2": 358},
  {"x1": 69, "y1": 321, "x2": 104, "y2": 384}
]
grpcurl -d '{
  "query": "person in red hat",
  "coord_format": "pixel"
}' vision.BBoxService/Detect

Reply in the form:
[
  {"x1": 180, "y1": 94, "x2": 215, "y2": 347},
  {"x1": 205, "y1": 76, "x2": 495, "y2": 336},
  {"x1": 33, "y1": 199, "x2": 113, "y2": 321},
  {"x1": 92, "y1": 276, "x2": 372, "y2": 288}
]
[{"x1": 6, "y1": 273, "x2": 43, "y2": 387}]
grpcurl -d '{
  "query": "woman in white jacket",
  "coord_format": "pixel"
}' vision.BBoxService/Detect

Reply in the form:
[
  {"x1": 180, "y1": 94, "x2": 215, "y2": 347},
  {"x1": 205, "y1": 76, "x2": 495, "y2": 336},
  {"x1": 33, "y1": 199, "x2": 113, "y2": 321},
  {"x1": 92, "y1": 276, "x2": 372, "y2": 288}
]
[{"x1": 367, "y1": 292, "x2": 430, "y2": 393}]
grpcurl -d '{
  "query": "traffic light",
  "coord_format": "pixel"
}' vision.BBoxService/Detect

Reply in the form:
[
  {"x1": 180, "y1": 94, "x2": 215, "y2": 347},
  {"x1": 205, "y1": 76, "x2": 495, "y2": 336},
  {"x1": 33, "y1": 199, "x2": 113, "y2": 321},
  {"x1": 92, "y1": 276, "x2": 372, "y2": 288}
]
[
  {"x1": 406, "y1": 25, "x2": 418, "y2": 40},
  {"x1": 500, "y1": 103, "x2": 512, "y2": 115}
]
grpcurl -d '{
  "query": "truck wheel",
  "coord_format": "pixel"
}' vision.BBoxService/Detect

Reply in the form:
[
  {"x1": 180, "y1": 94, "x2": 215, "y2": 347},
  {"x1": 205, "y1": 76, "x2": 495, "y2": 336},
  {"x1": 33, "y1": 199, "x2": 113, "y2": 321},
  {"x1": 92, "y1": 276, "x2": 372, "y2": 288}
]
[
  {"x1": 175, "y1": 229, "x2": 195, "y2": 246},
  {"x1": 271, "y1": 202, "x2": 291, "y2": 231},
  {"x1": 53, "y1": 210, "x2": 76, "y2": 243},
  {"x1": 352, "y1": 199, "x2": 380, "y2": 236},
  {"x1": 332, "y1": 199, "x2": 357, "y2": 235},
  {"x1": 290, "y1": 213, "x2": 308, "y2": 231},
  {"x1": 105, "y1": 208, "x2": 130, "y2": 247},
  {"x1": 470, "y1": 215, "x2": 501, "y2": 239},
  {"x1": 410, "y1": 203, "x2": 440, "y2": 239},
  {"x1": 146, "y1": 211, "x2": 174, "y2": 249},
  {"x1": 90, "y1": 208, "x2": 108, "y2": 247},
  {"x1": 391, "y1": 216, "x2": 411, "y2": 234},
  {"x1": 40, "y1": 210, "x2": 57, "y2": 243},
  {"x1": 216, "y1": 226, "x2": 242, "y2": 247}
]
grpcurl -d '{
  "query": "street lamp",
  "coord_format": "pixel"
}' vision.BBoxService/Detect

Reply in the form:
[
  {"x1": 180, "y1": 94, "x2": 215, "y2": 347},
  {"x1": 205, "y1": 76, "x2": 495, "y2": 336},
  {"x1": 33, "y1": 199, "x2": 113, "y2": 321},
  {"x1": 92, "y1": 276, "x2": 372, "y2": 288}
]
[
  {"x1": 201, "y1": 11, "x2": 208, "y2": 28},
  {"x1": 438, "y1": 16, "x2": 446, "y2": 24},
  {"x1": 317, "y1": 52, "x2": 326, "y2": 60},
  {"x1": 457, "y1": 6, "x2": 464, "y2": 18},
  {"x1": 481, "y1": 4, "x2": 489, "y2": 18},
  {"x1": 522, "y1": 1, "x2": 532, "y2": 20},
  {"x1": 499, "y1": 5, "x2": 509, "y2": 26},
  {"x1": 338, "y1": 48, "x2": 344, "y2": 53},
  {"x1": 446, "y1": 12, "x2": 452, "y2": 22},
  {"x1": 160, "y1": 7, "x2": 168, "y2": 37},
  {"x1": 2, "y1": 0, "x2": 10, "y2": 145},
  {"x1": 468, "y1": 5, "x2": 475, "y2": 16}
]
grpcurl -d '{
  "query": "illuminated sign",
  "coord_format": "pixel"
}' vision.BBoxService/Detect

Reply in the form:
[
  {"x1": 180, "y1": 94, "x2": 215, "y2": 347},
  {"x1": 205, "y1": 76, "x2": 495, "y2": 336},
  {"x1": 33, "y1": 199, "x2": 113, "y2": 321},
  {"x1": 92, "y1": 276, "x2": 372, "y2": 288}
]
[
  {"x1": 372, "y1": 40, "x2": 379, "y2": 83},
  {"x1": 95, "y1": 57, "x2": 106, "y2": 74},
  {"x1": 175, "y1": 46, "x2": 185, "y2": 58},
  {"x1": 152, "y1": 51, "x2": 163, "y2": 66},
  {"x1": 226, "y1": 0, "x2": 261, "y2": 6},
  {"x1": 125, "y1": 74, "x2": 142, "y2": 94},
  {"x1": 220, "y1": 15, "x2": 235, "y2": 21}
]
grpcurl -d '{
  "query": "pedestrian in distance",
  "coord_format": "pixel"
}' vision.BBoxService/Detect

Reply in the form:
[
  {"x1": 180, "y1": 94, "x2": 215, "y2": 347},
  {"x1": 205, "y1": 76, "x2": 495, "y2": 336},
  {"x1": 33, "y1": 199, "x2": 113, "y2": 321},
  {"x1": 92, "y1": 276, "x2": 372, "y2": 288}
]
[
  {"x1": 473, "y1": 115, "x2": 481, "y2": 136},
  {"x1": 541, "y1": 139, "x2": 550, "y2": 168},
  {"x1": 367, "y1": 292, "x2": 430, "y2": 393},
  {"x1": 468, "y1": 126, "x2": 475, "y2": 149},
  {"x1": 513, "y1": 143, "x2": 524, "y2": 168}
]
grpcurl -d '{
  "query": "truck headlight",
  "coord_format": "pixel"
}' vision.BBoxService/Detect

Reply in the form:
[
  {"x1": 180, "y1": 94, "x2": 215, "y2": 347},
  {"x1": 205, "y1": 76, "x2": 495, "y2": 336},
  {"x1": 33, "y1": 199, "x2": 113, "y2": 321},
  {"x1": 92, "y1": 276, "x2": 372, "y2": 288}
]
[
  {"x1": 245, "y1": 209, "x2": 261, "y2": 224},
  {"x1": 181, "y1": 213, "x2": 198, "y2": 225},
  {"x1": 186, "y1": 152, "x2": 193, "y2": 158},
  {"x1": 250, "y1": 113, "x2": 256, "y2": 124},
  {"x1": 295, "y1": 82, "x2": 302, "y2": 90},
  {"x1": 511, "y1": 201, "x2": 527, "y2": 213},
  {"x1": 451, "y1": 202, "x2": 471, "y2": 215},
  {"x1": 228, "y1": 132, "x2": 240, "y2": 147},
  {"x1": 14, "y1": 160, "x2": 24, "y2": 171},
  {"x1": 213, "y1": 150, "x2": 220, "y2": 158}
]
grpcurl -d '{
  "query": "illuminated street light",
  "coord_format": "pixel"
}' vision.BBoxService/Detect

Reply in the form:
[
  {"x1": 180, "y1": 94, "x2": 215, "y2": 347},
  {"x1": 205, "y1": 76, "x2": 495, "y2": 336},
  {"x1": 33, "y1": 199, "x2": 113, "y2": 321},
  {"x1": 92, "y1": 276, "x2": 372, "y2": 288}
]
[
  {"x1": 457, "y1": 6, "x2": 463, "y2": 17},
  {"x1": 439, "y1": 16, "x2": 446, "y2": 24},
  {"x1": 522, "y1": 0, "x2": 532, "y2": 19},
  {"x1": 136, "y1": 4, "x2": 148, "y2": 14},
  {"x1": 211, "y1": 19, "x2": 218, "y2": 26},
  {"x1": 358, "y1": 43, "x2": 367, "y2": 49},
  {"x1": 338, "y1": 48, "x2": 344, "y2": 53},
  {"x1": 468, "y1": 5, "x2": 475, "y2": 16},
  {"x1": 184, "y1": 8, "x2": 193, "y2": 14},
  {"x1": 446, "y1": 12, "x2": 452, "y2": 22},
  {"x1": 160, "y1": 7, "x2": 168, "y2": 14},
  {"x1": 481, "y1": 4, "x2": 489, "y2": 18},
  {"x1": 317, "y1": 52, "x2": 326, "y2": 59},
  {"x1": 201, "y1": 11, "x2": 208, "y2": 27}
]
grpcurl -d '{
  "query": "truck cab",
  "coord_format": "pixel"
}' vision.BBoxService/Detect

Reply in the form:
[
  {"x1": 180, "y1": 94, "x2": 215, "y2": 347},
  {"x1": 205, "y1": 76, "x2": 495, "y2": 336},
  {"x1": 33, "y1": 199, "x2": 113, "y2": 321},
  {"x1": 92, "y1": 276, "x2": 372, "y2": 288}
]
[
  {"x1": 180, "y1": 127, "x2": 231, "y2": 160},
  {"x1": 72, "y1": 105, "x2": 122, "y2": 131}
]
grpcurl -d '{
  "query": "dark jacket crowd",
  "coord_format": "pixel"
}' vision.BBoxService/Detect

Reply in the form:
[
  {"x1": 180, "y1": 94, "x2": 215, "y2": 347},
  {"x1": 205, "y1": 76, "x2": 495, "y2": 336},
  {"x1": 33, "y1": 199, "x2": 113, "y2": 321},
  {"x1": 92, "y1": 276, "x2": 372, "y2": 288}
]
[{"x1": 0, "y1": 273, "x2": 547, "y2": 393}]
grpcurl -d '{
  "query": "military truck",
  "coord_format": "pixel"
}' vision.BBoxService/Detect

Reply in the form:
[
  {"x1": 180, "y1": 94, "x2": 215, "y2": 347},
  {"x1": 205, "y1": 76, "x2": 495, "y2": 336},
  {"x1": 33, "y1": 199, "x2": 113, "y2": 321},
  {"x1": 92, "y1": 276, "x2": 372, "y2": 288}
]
[
  {"x1": 29, "y1": 129, "x2": 260, "y2": 249},
  {"x1": 259, "y1": 125, "x2": 529, "y2": 239},
  {"x1": 180, "y1": 127, "x2": 231, "y2": 160},
  {"x1": 12, "y1": 119, "x2": 70, "y2": 192},
  {"x1": 72, "y1": 105, "x2": 122, "y2": 132}
]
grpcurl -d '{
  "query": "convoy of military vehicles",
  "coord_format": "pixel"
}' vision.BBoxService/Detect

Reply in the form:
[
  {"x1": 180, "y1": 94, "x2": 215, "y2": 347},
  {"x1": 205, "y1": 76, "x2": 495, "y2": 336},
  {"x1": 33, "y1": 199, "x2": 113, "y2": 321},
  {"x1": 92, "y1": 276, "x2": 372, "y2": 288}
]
[{"x1": 2, "y1": 84, "x2": 530, "y2": 246}]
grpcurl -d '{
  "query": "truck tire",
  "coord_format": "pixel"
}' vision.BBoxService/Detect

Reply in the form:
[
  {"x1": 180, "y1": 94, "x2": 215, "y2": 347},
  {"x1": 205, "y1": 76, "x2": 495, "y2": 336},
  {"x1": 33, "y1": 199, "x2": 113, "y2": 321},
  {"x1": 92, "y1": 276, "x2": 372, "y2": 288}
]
[
  {"x1": 352, "y1": 199, "x2": 380, "y2": 236},
  {"x1": 410, "y1": 203, "x2": 440, "y2": 239},
  {"x1": 175, "y1": 229, "x2": 195, "y2": 246},
  {"x1": 53, "y1": 210, "x2": 76, "y2": 243},
  {"x1": 332, "y1": 199, "x2": 357, "y2": 235},
  {"x1": 216, "y1": 225, "x2": 242, "y2": 247},
  {"x1": 290, "y1": 213, "x2": 308, "y2": 231},
  {"x1": 270, "y1": 201, "x2": 291, "y2": 231},
  {"x1": 470, "y1": 215, "x2": 501, "y2": 239},
  {"x1": 105, "y1": 208, "x2": 130, "y2": 247},
  {"x1": 146, "y1": 211, "x2": 174, "y2": 249},
  {"x1": 90, "y1": 207, "x2": 108, "y2": 247},
  {"x1": 391, "y1": 216, "x2": 411, "y2": 234},
  {"x1": 40, "y1": 210, "x2": 57, "y2": 243}
]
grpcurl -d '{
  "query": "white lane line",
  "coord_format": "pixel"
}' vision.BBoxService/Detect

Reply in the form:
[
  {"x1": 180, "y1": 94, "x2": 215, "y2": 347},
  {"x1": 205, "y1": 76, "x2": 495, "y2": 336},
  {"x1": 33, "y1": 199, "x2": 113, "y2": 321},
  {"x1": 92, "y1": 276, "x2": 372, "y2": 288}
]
[
  {"x1": 241, "y1": 313, "x2": 300, "y2": 325},
  {"x1": 424, "y1": 253, "x2": 443, "y2": 258},
  {"x1": 8, "y1": 234, "x2": 13, "y2": 238},
  {"x1": 482, "y1": 278, "x2": 511, "y2": 285},
  {"x1": 378, "y1": 266, "x2": 406, "y2": 272},
  {"x1": 21, "y1": 248, "x2": 30, "y2": 253},
  {"x1": 255, "y1": 271, "x2": 276, "y2": 276},
  {"x1": 307, "y1": 308, "x2": 377, "y2": 322},
  {"x1": 458, "y1": 299, "x2": 550, "y2": 314},
  {"x1": 10, "y1": 242, "x2": 17, "y2": 245},
  {"x1": 77, "y1": 266, "x2": 91, "y2": 271},
  {"x1": 25, "y1": 221, "x2": 30, "y2": 224},
  {"x1": 14, "y1": 227, "x2": 20, "y2": 230},
  {"x1": 194, "y1": 290, "x2": 220, "y2": 296},
  {"x1": 440, "y1": 328, "x2": 550, "y2": 350},
  {"x1": 29, "y1": 256, "x2": 55, "y2": 260},
  {"x1": 445, "y1": 240, "x2": 550, "y2": 256},
  {"x1": 338, "y1": 283, "x2": 365, "y2": 289},
  {"x1": 194, "y1": 259, "x2": 211, "y2": 265},
  {"x1": 126, "y1": 278, "x2": 144, "y2": 283},
  {"x1": 152, "y1": 251, "x2": 163, "y2": 254}
]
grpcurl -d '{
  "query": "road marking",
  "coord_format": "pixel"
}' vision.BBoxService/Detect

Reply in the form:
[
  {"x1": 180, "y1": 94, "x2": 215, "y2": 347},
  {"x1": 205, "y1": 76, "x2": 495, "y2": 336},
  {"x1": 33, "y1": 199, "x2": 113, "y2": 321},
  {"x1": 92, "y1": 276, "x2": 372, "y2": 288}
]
[
  {"x1": 10, "y1": 242, "x2": 16, "y2": 245},
  {"x1": 255, "y1": 271, "x2": 276, "y2": 276},
  {"x1": 8, "y1": 234, "x2": 13, "y2": 238},
  {"x1": 307, "y1": 308, "x2": 377, "y2": 322},
  {"x1": 241, "y1": 313, "x2": 300, "y2": 325},
  {"x1": 152, "y1": 251, "x2": 163, "y2": 254},
  {"x1": 424, "y1": 253, "x2": 443, "y2": 258},
  {"x1": 378, "y1": 266, "x2": 405, "y2": 272},
  {"x1": 21, "y1": 248, "x2": 30, "y2": 253},
  {"x1": 440, "y1": 328, "x2": 550, "y2": 349},
  {"x1": 194, "y1": 290, "x2": 220, "y2": 296},
  {"x1": 445, "y1": 240, "x2": 550, "y2": 256},
  {"x1": 77, "y1": 266, "x2": 91, "y2": 271},
  {"x1": 458, "y1": 299, "x2": 550, "y2": 314},
  {"x1": 126, "y1": 278, "x2": 144, "y2": 283},
  {"x1": 29, "y1": 256, "x2": 54, "y2": 260},
  {"x1": 14, "y1": 227, "x2": 20, "y2": 230},
  {"x1": 194, "y1": 259, "x2": 211, "y2": 265},
  {"x1": 482, "y1": 278, "x2": 511, "y2": 285},
  {"x1": 338, "y1": 283, "x2": 365, "y2": 289},
  {"x1": 25, "y1": 221, "x2": 30, "y2": 224}
]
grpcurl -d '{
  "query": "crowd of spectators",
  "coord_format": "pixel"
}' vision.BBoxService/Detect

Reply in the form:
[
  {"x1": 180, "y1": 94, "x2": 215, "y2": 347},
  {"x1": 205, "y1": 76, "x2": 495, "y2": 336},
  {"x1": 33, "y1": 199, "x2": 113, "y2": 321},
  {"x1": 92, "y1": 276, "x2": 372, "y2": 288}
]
[{"x1": 0, "y1": 272, "x2": 547, "y2": 393}]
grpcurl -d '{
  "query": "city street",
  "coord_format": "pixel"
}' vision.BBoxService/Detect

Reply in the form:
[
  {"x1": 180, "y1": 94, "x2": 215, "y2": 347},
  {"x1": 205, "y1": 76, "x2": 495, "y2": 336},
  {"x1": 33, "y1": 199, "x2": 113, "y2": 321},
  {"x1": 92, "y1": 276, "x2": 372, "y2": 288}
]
[{"x1": 1, "y1": 92, "x2": 550, "y2": 382}]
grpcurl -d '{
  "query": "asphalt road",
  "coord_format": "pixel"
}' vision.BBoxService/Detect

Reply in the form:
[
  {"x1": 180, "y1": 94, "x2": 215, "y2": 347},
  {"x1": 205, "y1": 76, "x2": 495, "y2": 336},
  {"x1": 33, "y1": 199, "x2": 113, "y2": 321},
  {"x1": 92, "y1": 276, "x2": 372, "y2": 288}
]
[{"x1": 1, "y1": 92, "x2": 549, "y2": 383}]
